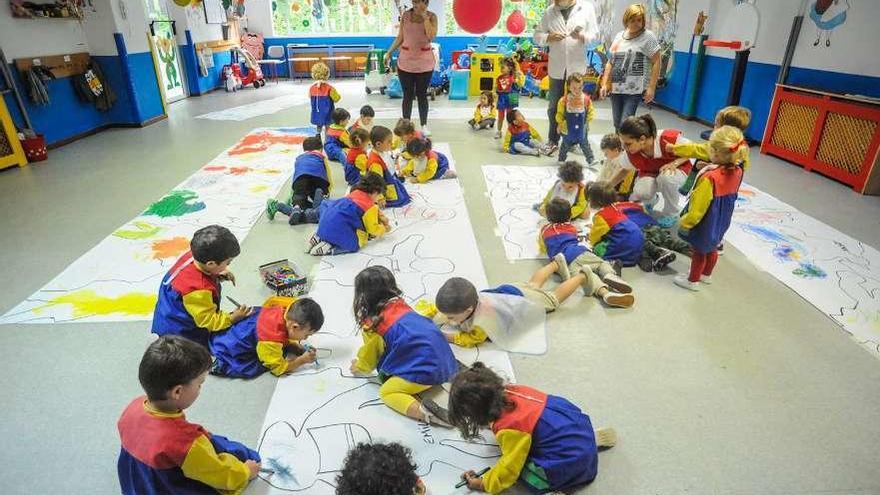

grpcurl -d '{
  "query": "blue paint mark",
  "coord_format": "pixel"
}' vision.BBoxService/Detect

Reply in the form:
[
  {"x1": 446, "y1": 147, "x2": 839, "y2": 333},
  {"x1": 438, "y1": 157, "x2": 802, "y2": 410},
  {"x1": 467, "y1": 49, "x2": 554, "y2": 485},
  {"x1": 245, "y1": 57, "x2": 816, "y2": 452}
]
[
  {"x1": 276, "y1": 127, "x2": 318, "y2": 135},
  {"x1": 264, "y1": 457, "x2": 297, "y2": 485},
  {"x1": 793, "y1": 262, "x2": 827, "y2": 279},
  {"x1": 744, "y1": 224, "x2": 790, "y2": 244}
]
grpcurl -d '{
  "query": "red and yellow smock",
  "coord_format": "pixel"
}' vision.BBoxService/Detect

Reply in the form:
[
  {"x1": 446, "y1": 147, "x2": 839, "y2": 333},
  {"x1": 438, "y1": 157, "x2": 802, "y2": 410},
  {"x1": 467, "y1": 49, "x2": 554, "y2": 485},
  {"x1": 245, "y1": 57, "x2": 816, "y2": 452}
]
[
  {"x1": 315, "y1": 189, "x2": 386, "y2": 253},
  {"x1": 324, "y1": 124, "x2": 351, "y2": 164},
  {"x1": 615, "y1": 201, "x2": 657, "y2": 229},
  {"x1": 366, "y1": 150, "x2": 411, "y2": 207},
  {"x1": 309, "y1": 82, "x2": 340, "y2": 127},
  {"x1": 293, "y1": 150, "x2": 333, "y2": 193},
  {"x1": 209, "y1": 306, "x2": 302, "y2": 378},
  {"x1": 400, "y1": 149, "x2": 450, "y2": 183},
  {"x1": 483, "y1": 385, "x2": 598, "y2": 493},
  {"x1": 538, "y1": 222, "x2": 588, "y2": 265},
  {"x1": 503, "y1": 121, "x2": 543, "y2": 155},
  {"x1": 344, "y1": 146, "x2": 369, "y2": 186},
  {"x1": 117, "y1": 397, "x2": 259, "y2": 495},
  {"x1": 539, "y1": 180, "x2": 588, "y2": 219},
  {"x1": 671, "y1": 141, "x2": 751, "y2": 172},
  {"x1": 152, "y1": 251, "x2": 230, "y2": 348},
  {"x1": 679, "y1": 165, "x2": 744, "y2": 253},
  {"x1": 589, "y1": 205, "x2": 644, "y2": 266}
]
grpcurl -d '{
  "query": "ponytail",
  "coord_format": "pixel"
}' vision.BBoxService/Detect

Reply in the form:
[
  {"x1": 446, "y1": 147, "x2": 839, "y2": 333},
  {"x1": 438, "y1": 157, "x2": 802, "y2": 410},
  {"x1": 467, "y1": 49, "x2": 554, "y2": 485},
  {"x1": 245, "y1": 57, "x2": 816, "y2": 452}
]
[
  {"x1": 708, "y1": 126, "x2": 749, "y2": 168},
  {"x1": 618, "y1": 114, "x2": 657, "y2": 139}
]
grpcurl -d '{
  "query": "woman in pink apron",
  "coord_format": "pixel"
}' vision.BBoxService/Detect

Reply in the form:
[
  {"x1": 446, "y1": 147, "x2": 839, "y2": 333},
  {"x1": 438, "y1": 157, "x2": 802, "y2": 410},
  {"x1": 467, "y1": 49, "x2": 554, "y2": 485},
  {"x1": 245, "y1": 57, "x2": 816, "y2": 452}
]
[{"x1": 385, "y1": 0, "x2": 438, "y2": 135}]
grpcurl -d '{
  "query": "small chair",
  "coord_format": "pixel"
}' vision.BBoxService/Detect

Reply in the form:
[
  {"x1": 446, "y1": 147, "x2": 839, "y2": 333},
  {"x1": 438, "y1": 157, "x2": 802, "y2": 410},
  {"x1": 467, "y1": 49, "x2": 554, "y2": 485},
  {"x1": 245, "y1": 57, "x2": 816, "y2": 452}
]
[{"x1": 257, "y1": 45, "x2": 284, "y2": 84}]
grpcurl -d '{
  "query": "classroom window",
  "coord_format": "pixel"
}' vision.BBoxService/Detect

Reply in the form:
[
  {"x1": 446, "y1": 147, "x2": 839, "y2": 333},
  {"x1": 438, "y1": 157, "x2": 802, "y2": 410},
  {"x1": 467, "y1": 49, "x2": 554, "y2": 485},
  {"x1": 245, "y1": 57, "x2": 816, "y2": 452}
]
[
  {"x1": 443, "y1": 0, "x2": 549, "y2": 36},
  {"x1": 272, "y1": 0, "x2": 401, "y2": 36}
]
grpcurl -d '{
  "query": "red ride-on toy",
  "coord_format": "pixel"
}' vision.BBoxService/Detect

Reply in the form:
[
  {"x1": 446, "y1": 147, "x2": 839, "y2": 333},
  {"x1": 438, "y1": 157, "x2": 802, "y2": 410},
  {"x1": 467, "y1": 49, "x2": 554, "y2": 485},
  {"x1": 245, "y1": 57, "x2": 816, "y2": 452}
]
[{"x1": 232, "y1": 47, "x2": 266, "y2": 88}]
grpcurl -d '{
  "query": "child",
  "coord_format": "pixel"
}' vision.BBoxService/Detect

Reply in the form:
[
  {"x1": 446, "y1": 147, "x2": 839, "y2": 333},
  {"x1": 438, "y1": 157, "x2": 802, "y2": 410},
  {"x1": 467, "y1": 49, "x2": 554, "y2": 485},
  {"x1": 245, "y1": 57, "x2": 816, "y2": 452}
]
[
  {"x1": 587, "y1": 185, "x2": 645, "y2": 267},
  {"x1": 152, "y1": 225, "x2": 251, "y2": 348},
  {"x1": 502, "y1": 109, "x2": 552, "y2": 156},
  {"x1": 669, "y1": 105, "x2": 752, "y2": 195},
  {"x1": 535, "y1": 160, "x2": 589, "y2": 220},
  {"x1": 308, "y1": 173, "x2": 390, "y2": 256},
  {"x1": 368, "y1": 126, "x2": 411, "y2": 208},
  {"x1": 349, "y1": 266, "x2": 458, "y2": 425},
  {"x1": 309, "y1": 62, "x2": 340, "y2": 135},
  {"x1": 596, "y1": 133, "x2": 635, "y2": 197},
  {"x1": 589, "y1": 182, "x2": 691, "y2": 272},
  {"x1": 266, "y1": 135, "x2": 331, "y2": 225},
  {"x1": 324, "y1": 108, "x2": 352, "y2": 164},
  {"x1": 555, "y1": 72, "x2": 596, "y2": 164},
  {"x1": 344, "y1": 127, "x2": 371, "y2": 186},
  {"x1": 469, "y1": 91, "x2": 497, "y2": 131},
  {"x1": 430, "y1": 264, "x2": 615, "y2": 350},
  {"x1": 336, "y1": 442, "x2": 426, "y2": 495},
  {"x1": 674, "y1": 126, "x2": 747, "y2": 291},
  {"x1": 494, "y1": 57, "x2": 523, "y2": 139},
  {"x1": 540, "y1": 198, "x2": 635, "y2": 308},
  {"x1": 448, "y1": 362, "x2": 617, "y2": 494},
  {"x1": 117, "y1": 336, "x2": 261, "y2": 494},
  {"x1": 392, "y1": 118, "x2": 424, "y2": 151},
  {"x1": 349, "y1": 104, "x2": 375, "y2": 134},
  {"x1": 401, "y1": 138, "x2": 457, "y2": 183},
  {"x1": 209, "y1": 298, "x2": 324, "y2": 378}
]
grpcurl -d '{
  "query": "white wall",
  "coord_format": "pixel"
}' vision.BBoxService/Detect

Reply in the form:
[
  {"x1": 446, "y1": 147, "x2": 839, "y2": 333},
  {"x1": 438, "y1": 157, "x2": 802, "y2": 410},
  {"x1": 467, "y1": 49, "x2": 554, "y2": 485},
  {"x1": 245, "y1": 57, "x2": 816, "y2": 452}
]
[
  {"x1": 182, "y1": 3, "x2": 223, "y2": 43},
  {"x1": 790, "y1": 0, "x2": 879, "y2": 77},
  {"x1": 0, "y1": 3, "x2": 90, "y2": 59},
  {"x1": 82, "y1": 0, "x2": 124, "y2": 56}
]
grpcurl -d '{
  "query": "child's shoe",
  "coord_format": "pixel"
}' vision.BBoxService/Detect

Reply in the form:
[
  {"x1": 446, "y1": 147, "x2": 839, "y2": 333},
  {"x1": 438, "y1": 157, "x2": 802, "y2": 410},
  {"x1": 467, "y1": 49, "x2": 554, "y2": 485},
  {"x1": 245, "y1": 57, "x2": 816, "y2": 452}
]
[
  {"x1": 266, "y1": 199, "x2": 279, "y2": 220},
  {"x1": 308, "y1": 241, "x2": 334, "y2": 256},
  {"x1": 673, "y1": 274, "x2": 700, "y2": 291},
  {"x1": 638, "y1": 254, "x2": 654, "y2": 273},
  {"x1": 421, "y1": 125, "x2": 431, "y2": 137},
  {"x1": 553, "y1": 253, "x2": 571, "y2": 280},
  {"x1": 602, "y1": 290, "x2": 634, "y2": 308},
  {"x1": 602, "y1": 273, "x2": 632, "y2": 294},
  {"x1": 421, "y1": 399, "x2": 452, "y2": 428},
  {"x1": 700, "y1": 274, "x2": 712, "y2": 284},
  {"x1": 494, "y1": 130, "x2": 502, "y2": 139},
  {"x1": 288, "y1": 207, "x2": 304, "y2": 225},
  {"x1": 658, "y1": 216, "x2": 677, "y2": 229},
  {"x1": 595, "y1": 427, "x2": 618, "y2": 449},
  {"x1": 717, "y1": 243, "x2": 725, "y2": 256},
  {"x1": 546, "y1": 143, "x2": 559, "y2": 155},
  {"x1": 610, "y1": 259, "x2": 623, "y2": 277},
  {"x1": 307, "y1": 233, "x2": 321, "y2": 248},
  {"x1": 652, "y1": 248, "x2": 676, "y2": 271}
]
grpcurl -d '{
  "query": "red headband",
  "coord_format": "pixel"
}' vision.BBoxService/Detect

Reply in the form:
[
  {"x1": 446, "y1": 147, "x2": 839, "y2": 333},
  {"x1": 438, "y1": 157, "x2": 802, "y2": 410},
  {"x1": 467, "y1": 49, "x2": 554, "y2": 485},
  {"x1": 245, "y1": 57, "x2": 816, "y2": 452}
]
[{"x1": 729, "y1": 139, "x2": 746, "y2": 152}]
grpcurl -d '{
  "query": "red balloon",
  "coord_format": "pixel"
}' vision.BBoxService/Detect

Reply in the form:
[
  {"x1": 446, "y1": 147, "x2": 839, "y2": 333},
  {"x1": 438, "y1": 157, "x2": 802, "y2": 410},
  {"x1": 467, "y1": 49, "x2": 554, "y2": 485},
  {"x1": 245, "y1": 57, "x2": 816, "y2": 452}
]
[
  {"x1": 506, "y1": 10, "x2": 526, "y2": 35},
  {"x1": 453, "y1": 0, "x2": 502, "y2": 34}
]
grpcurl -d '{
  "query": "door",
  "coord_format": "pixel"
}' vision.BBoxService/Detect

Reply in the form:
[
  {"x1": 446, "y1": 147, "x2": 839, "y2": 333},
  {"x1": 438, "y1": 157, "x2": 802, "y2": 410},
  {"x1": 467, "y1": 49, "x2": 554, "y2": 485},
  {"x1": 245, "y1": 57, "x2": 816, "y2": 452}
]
[{"x1": 146, "y1": 0, "x2": 187, "y2": 103}]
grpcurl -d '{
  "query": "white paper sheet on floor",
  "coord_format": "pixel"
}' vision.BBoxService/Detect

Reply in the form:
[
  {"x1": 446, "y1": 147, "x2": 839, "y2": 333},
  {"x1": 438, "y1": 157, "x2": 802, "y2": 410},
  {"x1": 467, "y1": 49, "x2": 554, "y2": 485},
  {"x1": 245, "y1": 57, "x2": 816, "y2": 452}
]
[
  {"x1": 248, "y1": 173, "x2": 528, "y2": 494},
  {"x1": 0, "y1": 128, "x2": 312, "y2": 324},
  {"x1": 371, "y1": 105, "x2": 611, "y2": 122},
  {"x1": 196, "y1": 94, "x2": 310, "y2": 121}
]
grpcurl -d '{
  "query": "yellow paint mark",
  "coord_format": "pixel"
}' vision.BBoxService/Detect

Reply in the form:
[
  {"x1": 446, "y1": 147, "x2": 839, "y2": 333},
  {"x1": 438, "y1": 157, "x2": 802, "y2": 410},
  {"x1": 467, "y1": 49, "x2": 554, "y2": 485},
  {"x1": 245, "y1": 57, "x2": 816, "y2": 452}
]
[
  {"x1": 151, "y1": 237, "x2": 190, "y2": 260},
  {"x1": 35, "y1": 290, "x2": 157, "y2": 318},
  {"x1": 250, "y1": 184, "x2": 270, "y2": 193},
  {"x1": 259, "y1": 168, "x2": 283, "y2": 175}
]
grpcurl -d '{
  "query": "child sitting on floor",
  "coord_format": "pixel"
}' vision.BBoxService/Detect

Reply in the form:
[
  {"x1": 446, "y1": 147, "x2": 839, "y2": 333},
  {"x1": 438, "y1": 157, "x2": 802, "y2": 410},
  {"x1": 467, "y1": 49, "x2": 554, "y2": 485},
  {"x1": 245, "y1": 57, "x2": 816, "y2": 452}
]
[
  {"x1": 349, "y1": 104, "x2": 375, "y2": 134},
  {"x1": 209, "y1": 298, "x2": 324, "y2": 378},
  {"x1": 401, "y1": 138, "x2": 457, "y2": 183},
  {"x1": 675, "y1": 126, "x2": 747, "y2": 291},
  {"x1": 336, "y1": 442, "x2": 426, "y2": 495},
  {"x1": 349, "y1": 266, "x2": 457, "y2": 425},
  {"x1": 308, "y1": 173, "x2": 390, "y2": 256},
  {"x1": 540, "y1": 198, "x2": 634, "y2": 308},
  {"x1": 368, "y1": 126, "x2": 411, "y2": 207},
  {"x1": 448, "y1": 362, "x2": 616, "y2": 494},
  {"x1": 152, "y1": 225, "x2": 251, "y2": 348},
  {"x1": 117, "y1": 336, "x2": 261, "y2": 494},
  {"x1": 392, "y1": 118, "x2": 424, "y2": 152},
  {"x1": 596, "y1": 134, "x2": 635, "y2": 197},
  {"x1": 555, "y1": 72, "x2": 596, "y2": 165},
  {"x1": 344, "y1": 128, "x2": 371, "y2": 186},
  {"x1": 588, "y1": 182, "x2": 691, "y2": 272},
  {"x1": 324, "y1": 108, "x2": 352, "y2": 164},
  {"x1": 309, "y1": 62, "x2": 340, "y2": 135},
  {"x1": 469, "y1": 91, "x2": 497, "y2": 131},
  {"x1": 534, "y1": 160, "x2": 590, "y2": 220},
  {"x1": 587, "y1": 185, "x2": 645, "y2": 267},
  {"x1": 266, "y1": 135, "x2": 331, "y2": 225},
  {"x1": 503, "y1": 109, "x2": 552, "y2": 156}
]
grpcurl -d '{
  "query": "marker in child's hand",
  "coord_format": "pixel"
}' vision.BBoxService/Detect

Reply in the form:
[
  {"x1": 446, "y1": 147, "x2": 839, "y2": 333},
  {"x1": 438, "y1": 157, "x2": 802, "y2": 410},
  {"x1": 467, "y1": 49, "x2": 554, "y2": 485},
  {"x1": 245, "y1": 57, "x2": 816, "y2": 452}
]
[
  {"x1": 226, "y1": 296, "x2": 243, "y2": 308},
  {"x1": 260, "y1": 468, "x2": 275, "y2": 475},
  {"x1": 455, "y1": 467, "x2": 490, "y2": 489},
  {"x1": 302, "y1": 342, "x2": 319, "y2": 366}
]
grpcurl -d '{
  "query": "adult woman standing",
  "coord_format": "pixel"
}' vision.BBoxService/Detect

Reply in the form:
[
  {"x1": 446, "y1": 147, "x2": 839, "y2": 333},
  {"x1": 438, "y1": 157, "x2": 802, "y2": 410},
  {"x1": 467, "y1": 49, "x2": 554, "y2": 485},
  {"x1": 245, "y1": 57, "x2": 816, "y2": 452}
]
[
  {"x1": 385, "y1": 0, "x2": 438, "y2": 136},
  {"x1": 600, "y1": 4, "x2": 661, "y2": 130}
]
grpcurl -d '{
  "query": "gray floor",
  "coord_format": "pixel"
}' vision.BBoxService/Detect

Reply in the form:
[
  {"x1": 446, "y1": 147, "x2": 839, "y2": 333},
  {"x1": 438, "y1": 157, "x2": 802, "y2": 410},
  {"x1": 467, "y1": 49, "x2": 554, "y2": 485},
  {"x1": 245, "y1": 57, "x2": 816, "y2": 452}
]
[{"x1": 1, "y1": 81, "x2": 880, "y2": 495}]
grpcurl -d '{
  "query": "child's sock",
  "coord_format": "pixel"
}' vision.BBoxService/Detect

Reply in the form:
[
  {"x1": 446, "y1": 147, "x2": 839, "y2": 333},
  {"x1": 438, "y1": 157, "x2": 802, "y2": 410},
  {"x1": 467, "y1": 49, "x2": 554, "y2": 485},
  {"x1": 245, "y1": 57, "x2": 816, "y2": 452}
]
[
  {"x1": 266, "y1": 199, "x2": 279, "y2": 220},
  {"x1": 595, "y1": 427, "x2": 618, "y2": 448}
]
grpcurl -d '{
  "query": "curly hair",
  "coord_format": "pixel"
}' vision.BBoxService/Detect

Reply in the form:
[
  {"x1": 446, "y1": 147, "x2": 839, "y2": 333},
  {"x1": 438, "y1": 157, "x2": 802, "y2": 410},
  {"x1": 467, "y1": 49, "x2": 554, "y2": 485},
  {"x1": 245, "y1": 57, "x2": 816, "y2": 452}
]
[
  {"x1": 311, "y1": 62, "x2": 330, "y2": 81},
  {"x1": 558, "y1": 161, "x2": 584, "y2": 183},
  {"x1": 600, "y1": 133, "x2": 622, "y2": 151},
  {"x1": 336, "y1": 442, "x2": 419, "y2": 495},
  {"x1": 546, "y1": 198, "x2": 572, "y2": 223},
  {"x1": 353, "y1": 266, "x2": 402, "y2": 331},
  {"x1": 448, "y1": 362, "x2": 513, "y2": 440}
]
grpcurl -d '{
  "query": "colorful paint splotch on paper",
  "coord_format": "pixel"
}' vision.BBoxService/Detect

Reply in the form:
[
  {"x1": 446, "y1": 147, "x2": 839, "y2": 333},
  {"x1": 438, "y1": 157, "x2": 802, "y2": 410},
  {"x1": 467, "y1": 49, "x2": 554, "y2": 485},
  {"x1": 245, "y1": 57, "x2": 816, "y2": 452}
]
[
  {"x1": 1, "y1": 128, "x2": 309, "y2": 325},
  {"x1": 726, "y1": 184, "x2": 880, "y2": 357}
]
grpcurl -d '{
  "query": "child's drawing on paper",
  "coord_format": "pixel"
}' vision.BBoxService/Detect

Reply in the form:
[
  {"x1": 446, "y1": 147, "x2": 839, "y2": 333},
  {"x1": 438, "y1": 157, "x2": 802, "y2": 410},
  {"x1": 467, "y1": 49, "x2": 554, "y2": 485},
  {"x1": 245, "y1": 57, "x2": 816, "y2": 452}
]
[{"x1": 809, "y1": 0, "x2": 850, "y2": 48}]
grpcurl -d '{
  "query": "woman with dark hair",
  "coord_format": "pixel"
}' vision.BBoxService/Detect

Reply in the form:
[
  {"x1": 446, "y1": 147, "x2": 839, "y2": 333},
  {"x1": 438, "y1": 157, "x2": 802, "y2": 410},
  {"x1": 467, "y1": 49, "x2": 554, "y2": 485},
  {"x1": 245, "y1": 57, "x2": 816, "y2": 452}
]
[{"x1": 385, "y1": 0, "x2": 438, "y2": 136}]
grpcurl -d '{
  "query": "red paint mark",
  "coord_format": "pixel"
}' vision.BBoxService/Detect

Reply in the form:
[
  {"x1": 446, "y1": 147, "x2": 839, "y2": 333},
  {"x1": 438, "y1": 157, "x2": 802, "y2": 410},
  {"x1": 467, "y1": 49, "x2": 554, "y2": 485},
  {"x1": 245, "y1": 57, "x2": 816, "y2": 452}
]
[
  {"x1": 229, "y1": 166, "x2": 252, "y2": 175},
  {"x1": 228, "y1": 131, "x2": 306, "y2": 156},
  {"x1": 203, "y1": 166, "x2": 226, "y2": 172},
  {"x1": 739, "y1": 188, "x2": 756, "y2": 197}
]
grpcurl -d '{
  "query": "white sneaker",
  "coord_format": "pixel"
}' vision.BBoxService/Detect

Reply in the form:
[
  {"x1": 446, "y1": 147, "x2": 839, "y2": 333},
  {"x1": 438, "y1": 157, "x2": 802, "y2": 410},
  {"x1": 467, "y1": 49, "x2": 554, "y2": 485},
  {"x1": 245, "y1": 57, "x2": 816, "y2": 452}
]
[
  {"x1": 553, "y1": 253, "x2": 571, "y2": 280},
  {"x1": 700, "y1": 275, "x2": 712, "y2": 284},
  {"x1": 421, "y1": 125, "x2": 431, "y2": 137},
  {"x1": 673, "y1": 274, "x2": 700, "y2": 291}
]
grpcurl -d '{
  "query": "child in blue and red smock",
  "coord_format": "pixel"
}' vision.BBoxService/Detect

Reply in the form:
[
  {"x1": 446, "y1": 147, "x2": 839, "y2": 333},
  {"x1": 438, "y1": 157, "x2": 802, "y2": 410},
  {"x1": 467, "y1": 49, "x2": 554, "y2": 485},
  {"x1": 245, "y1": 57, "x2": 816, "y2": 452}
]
[
  {"x1": 534, "y1": 161, "x2": 590, "y2": 220},
  {"x1": 539, "y1": 198, "x2": 635, "y2": 308},
  {"x1": 344, "y1": 127, "x2": 371, "y2": 186},
  {"x1": 392, "y1": 118, "x2": 424, "y2": 154},
  {"x1": 494, "y1": 57, "x2": 524, "y2": 140},
  {"x1": 152, "y1": 225, "x2": 252, "y2": 348},
  {"x1": 367, "y1": 125, "x2": 411, "y2": 207},
  {"x1": 400, "y1": 137, "x2": 457, "y2": 183},
  {"x1": 324, "y1": 107, "x2": 352, "y2": 165},
  {"x1": 348, "y1": 104, "x2": 375, "y2": 134},
  {"x1": 307, "y1": 172, "x2": 390, "y2": 256},
  {"x1": 309, "y1": 62, "x2": 340, "y2": 135},
  {"x1": 586, "y1": 184, "x2": 645, "y2": 267},
  {"x1": 349, "y1": 266, "x2": 458, "y2": 426},
  {"x1": 209, "y1": 298, "x2": 324, "y2": 378},
  {"x1": 448, "y1": 362, "x2": 617, "y2": 494},
  {"x1": 674, "y1": 126, "x2": 747, "y2": 291},
  {"x1": 266, "y1": 135, "x2": 332, "y2": 225},
  {"x1": 503, "y1": 109, "x2": 552, "y2": 156},
  {"x1": 117, "y1": 336, "x2": 261, "y2": 495}
]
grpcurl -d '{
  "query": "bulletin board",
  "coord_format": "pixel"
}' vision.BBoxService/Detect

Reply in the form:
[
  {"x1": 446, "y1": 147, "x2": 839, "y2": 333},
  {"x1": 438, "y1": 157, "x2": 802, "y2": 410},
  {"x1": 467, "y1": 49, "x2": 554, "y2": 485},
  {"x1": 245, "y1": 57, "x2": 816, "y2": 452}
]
[{"x1": 203, "y1": 0, "x2": 227, "y2": 24}]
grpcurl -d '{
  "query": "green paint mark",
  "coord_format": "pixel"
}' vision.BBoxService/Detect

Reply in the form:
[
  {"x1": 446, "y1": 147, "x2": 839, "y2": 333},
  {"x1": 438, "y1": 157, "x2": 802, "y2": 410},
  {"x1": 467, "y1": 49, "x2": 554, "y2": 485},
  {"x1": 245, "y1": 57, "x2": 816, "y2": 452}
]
[
  {"x1": 144, "y1": 190, "x2": 206, "y2": 218},
  {"x1": 112, "y1": 221, "x2": 162, "y2": 240},
  {"x1": 792, "y1": 262, "x2": 827, "y2": 279},
  {"x1": 35, "y1": 290, "x2": 157, "y2": 318}
]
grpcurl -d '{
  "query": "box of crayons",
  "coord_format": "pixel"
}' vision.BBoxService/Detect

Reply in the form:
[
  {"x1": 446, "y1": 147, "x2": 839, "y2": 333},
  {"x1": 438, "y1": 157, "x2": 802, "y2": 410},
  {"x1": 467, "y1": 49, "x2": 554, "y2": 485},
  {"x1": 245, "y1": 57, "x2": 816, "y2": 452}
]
[{"x1": 258, "y1": 259, "x2": 309, "y2": 297}]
